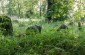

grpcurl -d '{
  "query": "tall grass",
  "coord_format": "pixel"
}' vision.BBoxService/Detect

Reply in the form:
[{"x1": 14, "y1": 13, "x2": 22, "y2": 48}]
[{"x1": 0, "y1": 21, "x2": 85, "y2": 55}]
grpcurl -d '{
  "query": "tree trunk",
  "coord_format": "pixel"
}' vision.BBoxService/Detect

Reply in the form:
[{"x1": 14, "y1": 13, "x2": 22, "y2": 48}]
[
  {"x1": 17, "y1": 0, "x2": 21, "y2": 18},
  {"x1": 1, "y1": 0, "x2": 4, "y2": 14},
  {"x1": 46, "y1": 0, "x2": 53, "y2": 23},
  {"x1": 8, "y1": 0, "x2": 12, "y2": 16},
  {"x1": 40, "y1": 0, "x2": 41, "y2": 17}
]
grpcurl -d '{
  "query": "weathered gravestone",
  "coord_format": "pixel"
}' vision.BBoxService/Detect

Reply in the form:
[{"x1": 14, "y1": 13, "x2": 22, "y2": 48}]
[
  {"x1": 0, "y1": 15, "x2": 13, "y2": 35},
  {"x1": 26, "y1": 25, "x2": 42, "y2": 35},
  {"x1": 57, "y1": 24, "x2": 68, "y2": 31}
]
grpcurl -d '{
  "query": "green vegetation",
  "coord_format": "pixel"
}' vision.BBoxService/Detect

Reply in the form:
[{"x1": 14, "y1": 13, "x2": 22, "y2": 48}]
[
  {"x1": 0, "y1": 21, "x2": 85, "y2": 55},
  {"x1": 0, "y1": 0, "x2": 85, "y2": 55},
  {"x1": 47, "y1": 0, "x2": 74, "y2": 21}
]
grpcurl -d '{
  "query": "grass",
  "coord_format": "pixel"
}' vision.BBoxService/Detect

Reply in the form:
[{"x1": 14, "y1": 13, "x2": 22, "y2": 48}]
[{"x1": 0, "y1": 20, "x2": 85, "y2": 55}]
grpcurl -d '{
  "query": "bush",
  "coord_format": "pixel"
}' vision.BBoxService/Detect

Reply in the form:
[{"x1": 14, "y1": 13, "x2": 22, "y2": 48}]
[{"x1": 0, "y1": 22, "x2": 85, "y2": 55}]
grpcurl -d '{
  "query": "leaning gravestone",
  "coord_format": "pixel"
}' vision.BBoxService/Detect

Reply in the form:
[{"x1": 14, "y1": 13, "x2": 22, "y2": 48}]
[
  {"x1": 0, "y1": 15, "x2": 13, "y2": 36},
  {"x1": 26, "y1": 25, "x2": 42, "y2": 35},
  {"x1": 57, "y1": 24, "x2": 68, "y2": 31}
]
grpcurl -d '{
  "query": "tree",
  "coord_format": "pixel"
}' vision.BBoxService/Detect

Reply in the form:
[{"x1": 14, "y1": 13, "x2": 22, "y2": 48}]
[
  {"x1": 0, "y1": 0, "x2": 8, "y2": 14},
  {"x1": 46, "y1": 0, "x2": 74, "y2": 22},
  {"x1": 7, "y1": 0, "x2": 38, "y2": 18}
]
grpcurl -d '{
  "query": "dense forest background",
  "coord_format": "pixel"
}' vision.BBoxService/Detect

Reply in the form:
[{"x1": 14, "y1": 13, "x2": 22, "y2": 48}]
[
  {"x1": 0, "y1": 0, "x2": 85, "y2": 19},
  {"x1": 0, "y1": 0, "x2": 85, "y2": 55}
]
